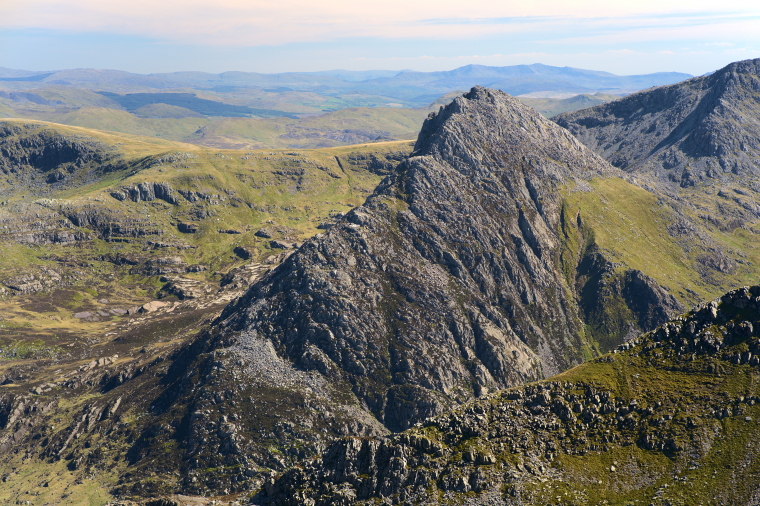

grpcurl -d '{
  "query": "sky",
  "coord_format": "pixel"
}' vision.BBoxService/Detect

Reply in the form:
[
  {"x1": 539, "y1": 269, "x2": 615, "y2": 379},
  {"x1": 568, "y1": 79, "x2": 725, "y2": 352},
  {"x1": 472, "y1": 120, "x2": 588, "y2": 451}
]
[{"x1": 1, "y1": 0, "x2": 759, "y2": 76}]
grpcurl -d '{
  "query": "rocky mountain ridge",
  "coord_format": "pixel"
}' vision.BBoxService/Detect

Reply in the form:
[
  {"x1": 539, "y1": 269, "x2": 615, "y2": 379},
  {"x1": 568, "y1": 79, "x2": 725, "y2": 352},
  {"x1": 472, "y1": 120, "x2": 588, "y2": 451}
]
[
  {"x1": 4, "y1": 69, "x2": 760, "y2": 505},
  {"x1": 555, "y1": 58, "x2": 760, "y2": 189},
  {"x1": 211, "y1": 85, "x2": 642, "y2": 430}
]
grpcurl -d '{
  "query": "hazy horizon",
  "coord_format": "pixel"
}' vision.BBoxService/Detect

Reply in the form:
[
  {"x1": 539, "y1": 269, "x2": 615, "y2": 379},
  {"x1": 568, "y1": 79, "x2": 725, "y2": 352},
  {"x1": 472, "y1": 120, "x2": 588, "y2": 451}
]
[{"x1": 0, "y1": 62, "x2": 697, "y2": 77}]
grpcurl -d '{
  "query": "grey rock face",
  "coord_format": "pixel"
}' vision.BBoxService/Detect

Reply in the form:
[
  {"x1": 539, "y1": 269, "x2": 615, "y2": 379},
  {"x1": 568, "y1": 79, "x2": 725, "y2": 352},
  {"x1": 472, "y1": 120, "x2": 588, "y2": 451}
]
[
  {"x1": 575, "y1": 248, "x2": 685, "y2": 349},
  {"x1": 0, "y1": 122, "x2": 126, "y2": 195},
  {"x1": 70, "y1": 87, "x2": 687, "y2": 498},
  {"x1": 110, "y1": 182, "x2": 180, "y2": 205},
  {"x1": 554, "y1": 58, "x2": 760, "y2": 187},
  {"x1": 214, "y1": 87, "x2": 619, "y2": 431}
]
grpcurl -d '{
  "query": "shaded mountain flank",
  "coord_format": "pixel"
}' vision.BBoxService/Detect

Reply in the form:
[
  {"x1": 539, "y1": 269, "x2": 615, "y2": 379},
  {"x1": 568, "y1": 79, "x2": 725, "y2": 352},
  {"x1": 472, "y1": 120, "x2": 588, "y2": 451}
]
[
  {"x1": 259, "y1": 285, "x2": 760, "y2": 506},
  {"x1": 0, "y1": 121, "x2": 127, "y2": 188},
  {"x1": 101, "y1": 87, "x2": 692, "y2": 497},
  {"x1": 554, "y1": 58, "x2": 760, "y2": 188},
  {"x1": 215, "y1": 85, "x2": 622, "y2": 424}
]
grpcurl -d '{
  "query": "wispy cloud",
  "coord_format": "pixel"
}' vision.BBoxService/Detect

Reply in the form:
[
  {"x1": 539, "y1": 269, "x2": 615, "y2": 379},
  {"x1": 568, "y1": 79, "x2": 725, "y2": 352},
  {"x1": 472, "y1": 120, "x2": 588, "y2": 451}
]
[
  {"x1": 2, "y1": 0, "x2": 759, "y2": 47},
  {"x1": 1, "y1": 0, "x2": 758, "y2": 75}
]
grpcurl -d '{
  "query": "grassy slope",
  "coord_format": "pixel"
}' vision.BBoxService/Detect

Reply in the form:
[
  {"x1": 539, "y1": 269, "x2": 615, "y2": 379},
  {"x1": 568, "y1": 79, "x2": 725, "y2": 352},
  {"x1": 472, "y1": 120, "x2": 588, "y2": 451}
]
[
  {"x1": 0, "y1": 118, "x2": 407, "y2": 267},
  {"x1": 531, "y1": 299, "x2": 760, "y2": 504},
  {"x1": 561, "y1": 177, "x2": 760, "y2": 307},
  {"x1": 132, "y1": 103, "x2": 205, "y2": 119},
  {"x1": 4, "y1": 106, "x2": 426, "y2": 149},
  {"x1": 196, "y1": 107, "x2": 428, "y2": 149},
  {"x1": 0, "y1": 117, "x2": 410, "y2": 381},
  {"x1": 5, "y1": 107, "x2": 208, "y2": 141}
]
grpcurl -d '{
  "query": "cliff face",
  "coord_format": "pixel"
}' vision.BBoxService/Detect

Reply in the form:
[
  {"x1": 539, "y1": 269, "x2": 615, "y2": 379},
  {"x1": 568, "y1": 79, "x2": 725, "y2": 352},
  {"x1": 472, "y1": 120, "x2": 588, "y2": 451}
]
[
  {"x1": 0, "y1": 122, "x2": 126, "y2": 190},
  {"x1": 554, "y1": 58, "x2": 760, "y2": 187}
]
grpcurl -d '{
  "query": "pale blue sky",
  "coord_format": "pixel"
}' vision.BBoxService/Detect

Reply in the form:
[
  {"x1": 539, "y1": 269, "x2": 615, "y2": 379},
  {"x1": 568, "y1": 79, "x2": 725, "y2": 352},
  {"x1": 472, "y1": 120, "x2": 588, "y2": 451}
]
[{"x1": 1, "y1": 0, "x2": 758, "y2": 75}]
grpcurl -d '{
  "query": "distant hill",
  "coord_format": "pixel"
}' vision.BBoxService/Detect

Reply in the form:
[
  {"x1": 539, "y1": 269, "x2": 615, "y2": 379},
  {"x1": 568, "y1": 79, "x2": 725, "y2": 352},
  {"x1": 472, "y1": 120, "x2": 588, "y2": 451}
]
[
  {"x1": 0, "y1": 64, "x2": 692, "y2": 107},
  {"x1": 517, "y1": 93, "x2": 620, "y2": 118},
  {"x1": 132, "y1": 103, "x2": 205, "y2": 119},
  {"x1": 5, "y1": 104, "x2": 428, "y2": 150},
  {"x1": 97, "y1": 91, "x2": 298, "y2": 118}
]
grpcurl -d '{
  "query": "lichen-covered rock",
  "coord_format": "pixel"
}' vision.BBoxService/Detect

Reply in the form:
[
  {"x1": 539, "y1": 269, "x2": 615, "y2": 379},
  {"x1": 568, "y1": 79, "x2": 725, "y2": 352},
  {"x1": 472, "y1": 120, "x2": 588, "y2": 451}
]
[{"x1": 111, "y1": 182, "x2": 180, "y2": 205}]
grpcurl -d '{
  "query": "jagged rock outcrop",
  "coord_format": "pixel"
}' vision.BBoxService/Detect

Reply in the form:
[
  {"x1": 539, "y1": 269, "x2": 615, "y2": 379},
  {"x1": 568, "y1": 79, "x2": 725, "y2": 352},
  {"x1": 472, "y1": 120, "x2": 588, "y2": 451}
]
[
  {"x1": 345, "y1": 150, "x2": 409, "y2": 176},
  {"x1": 110, "y1": 182, "x2": 180, "y2": 204},
  {"x1": 258, "y1": 286, "x2": 760, "y2": 506},
  {"x1": 114, "y1": 87, "x2": 693, "y2": 497},
  {"x1": 60, "y1": 203, "x2": 165, "y2": 239},
  {"x1": 555, "y1": 58, "x2": 760, "y2": 187},
  {"x1": 0, "y1": 123, "x2": 114, "y2": 173},
  {"x1": 575, "y1": 247, "x2": 684, "y2": 348}
]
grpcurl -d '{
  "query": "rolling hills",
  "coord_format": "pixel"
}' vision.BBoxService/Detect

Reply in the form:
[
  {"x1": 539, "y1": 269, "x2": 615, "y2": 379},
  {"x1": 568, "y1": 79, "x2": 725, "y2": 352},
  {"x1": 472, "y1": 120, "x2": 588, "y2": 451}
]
[
  {"x1": 0, "y1": 93, "x2": 621, "y2": 151},
  {"x1": 1, "y1": 64, "x2": 691, "y2": 104},
  {"x1": 2, "y1": 104, "x2": 430, "y2": 150},
  {"x1": 0, "y1": 62, "x2": 690, "y2": 152}
]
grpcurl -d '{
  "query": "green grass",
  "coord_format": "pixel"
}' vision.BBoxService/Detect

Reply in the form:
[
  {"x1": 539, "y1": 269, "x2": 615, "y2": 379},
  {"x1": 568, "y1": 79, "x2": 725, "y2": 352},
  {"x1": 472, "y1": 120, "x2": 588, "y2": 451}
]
[
  {"x1": 0, "y1": 339, "x2": 63, "y2": 360},
  {"x1": 517, "y1": 93, "x2": 621, "y2": 118},
  {"x1": 0, "y1": 458, "x2": 115, "y2": 506},
  {"x1": 561, "y1": 177, "x2": 760, "y2": 307},
  {"x1": 4, "y1": 105, "x2": 426, "y2": 150}
]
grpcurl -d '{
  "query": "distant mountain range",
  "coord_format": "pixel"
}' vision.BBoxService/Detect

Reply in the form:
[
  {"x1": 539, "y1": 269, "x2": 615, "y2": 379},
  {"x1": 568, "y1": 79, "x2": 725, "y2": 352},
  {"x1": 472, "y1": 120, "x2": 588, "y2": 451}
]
[
  {"x1": 0, "y1": 63, "x2": 694, "y2": 151},
  {"x1": 0, "y1": 64, "x2": 692, "y2": 105}
]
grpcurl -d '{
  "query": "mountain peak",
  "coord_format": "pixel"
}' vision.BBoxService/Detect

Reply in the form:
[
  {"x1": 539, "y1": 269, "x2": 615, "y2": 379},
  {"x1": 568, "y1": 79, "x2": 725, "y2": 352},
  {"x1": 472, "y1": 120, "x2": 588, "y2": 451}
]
[
  {"x1": 413, "y1": 86, "x2": 616, "y2": 184},
  {"x1": 209, "y1": 86, "x2": 628, "y2": 431},
  {"x1": 100, "y1": 87, "x2": 683, "y2": 496}
]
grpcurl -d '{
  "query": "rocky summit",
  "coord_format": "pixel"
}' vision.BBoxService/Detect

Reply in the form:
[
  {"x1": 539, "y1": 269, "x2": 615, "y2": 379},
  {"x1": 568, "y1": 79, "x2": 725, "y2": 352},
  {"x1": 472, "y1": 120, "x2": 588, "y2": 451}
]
[
  {"x1": 259, "y1": 285, "x2": 760, "y2": 505},
  {"x1": 554, "y1": 58, "x2": 760, "y2": 188}
]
